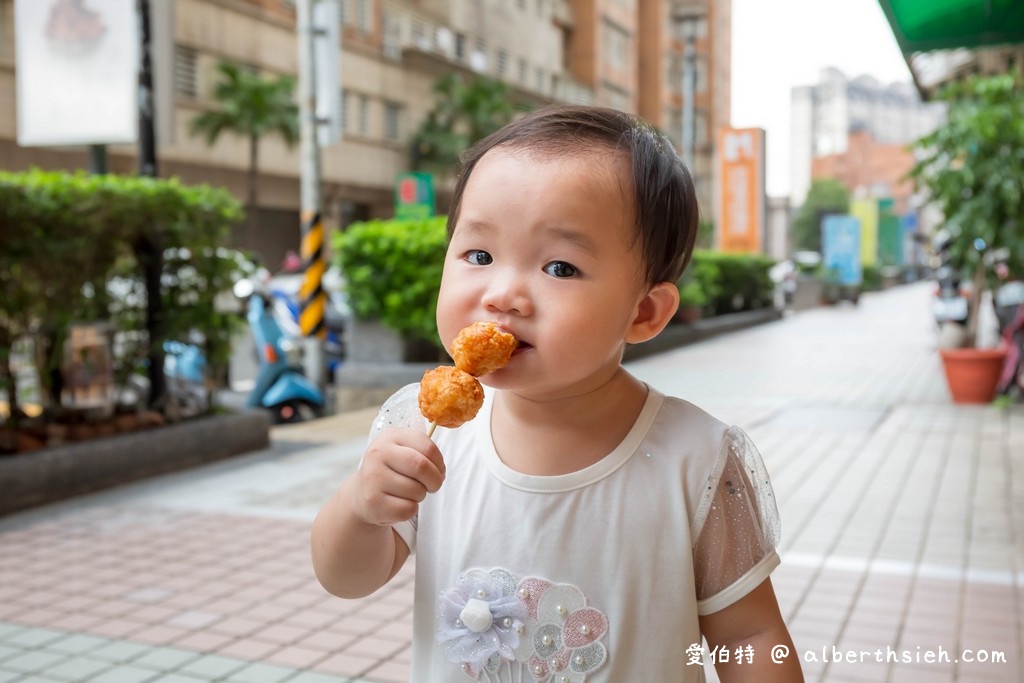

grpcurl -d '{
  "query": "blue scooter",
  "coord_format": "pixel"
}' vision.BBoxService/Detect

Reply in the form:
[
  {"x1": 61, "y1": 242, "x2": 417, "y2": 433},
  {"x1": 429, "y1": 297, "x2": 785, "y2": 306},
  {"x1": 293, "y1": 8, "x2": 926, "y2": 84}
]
[{"x1": 234, "y1": 277, "x2": 325, "y2": 423}]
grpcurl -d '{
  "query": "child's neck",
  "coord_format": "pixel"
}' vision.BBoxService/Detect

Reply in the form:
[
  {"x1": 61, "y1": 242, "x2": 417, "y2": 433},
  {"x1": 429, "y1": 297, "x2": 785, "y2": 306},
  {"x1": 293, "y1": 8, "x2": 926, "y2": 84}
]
[{"x1": 490, "y1": 370, "x2": 649, "y2": 476}]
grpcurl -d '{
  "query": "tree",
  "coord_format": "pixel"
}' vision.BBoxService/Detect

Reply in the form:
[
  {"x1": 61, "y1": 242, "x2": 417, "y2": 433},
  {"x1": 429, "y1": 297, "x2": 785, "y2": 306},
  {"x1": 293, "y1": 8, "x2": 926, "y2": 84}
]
[
  {"x1": 909, "y1": 71, "x2": 1024, "y2": 346},
  {"x1": 188, "y1": 61, "x2": 299, "y2": 217},
  {"x1": 411, "y1": 74, "x2": 518, "y2": 174},
  {"x1": 792, "y1": 179, "x2": 850, "y2": 253}
]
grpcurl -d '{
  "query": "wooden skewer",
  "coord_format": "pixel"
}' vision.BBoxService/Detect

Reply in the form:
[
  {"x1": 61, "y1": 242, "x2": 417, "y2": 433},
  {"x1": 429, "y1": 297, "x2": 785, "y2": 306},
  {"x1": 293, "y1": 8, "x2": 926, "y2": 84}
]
[{"x1": 426, "y1": 422, "x2": 438, "y2": 438}]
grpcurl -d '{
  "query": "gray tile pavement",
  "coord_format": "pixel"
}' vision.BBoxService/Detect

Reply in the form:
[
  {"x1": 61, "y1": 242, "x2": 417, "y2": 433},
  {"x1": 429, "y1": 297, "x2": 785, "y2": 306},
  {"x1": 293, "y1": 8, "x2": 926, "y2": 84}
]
[{"x1": 1, "y1": 282, "x2": 1021, "y2": 682}]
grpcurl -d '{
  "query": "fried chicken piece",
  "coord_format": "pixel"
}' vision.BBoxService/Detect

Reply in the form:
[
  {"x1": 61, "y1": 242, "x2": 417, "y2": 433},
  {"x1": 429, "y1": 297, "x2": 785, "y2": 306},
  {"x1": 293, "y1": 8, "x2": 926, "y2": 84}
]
[
  {"x1": 418, "y1": 365, "x2": 484, "y2": 429},
  {"x1": 450, "y1": 322, "x2": 519, "y2": 377}
]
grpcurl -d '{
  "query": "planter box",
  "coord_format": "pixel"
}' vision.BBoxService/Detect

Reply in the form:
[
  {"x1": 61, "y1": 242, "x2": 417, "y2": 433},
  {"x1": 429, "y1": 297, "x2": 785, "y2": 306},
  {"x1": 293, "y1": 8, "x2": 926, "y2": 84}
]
[
  {"x1": 939, "y1": 346, "x2": 1007, "y2": 404},
  {"x1": 0, "y1": 410, "x2": 271, "y2": 516}
]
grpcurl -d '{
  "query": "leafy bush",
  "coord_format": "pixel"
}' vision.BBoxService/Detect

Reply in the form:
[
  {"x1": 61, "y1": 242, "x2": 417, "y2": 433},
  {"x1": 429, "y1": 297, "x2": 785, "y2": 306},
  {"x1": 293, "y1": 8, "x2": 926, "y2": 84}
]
[
  {"x1": 331, "y1": 218, "x2": 777, "y2": 352},
  {"x1": 0, "y1": 170, "x2": 244, "y2": 423},
  {"x1": 333, "y1": 217, "x2": 448, "y2": 345},
  {"x1": 684, "y1": 250, "x2": 775, "y2": 316}
]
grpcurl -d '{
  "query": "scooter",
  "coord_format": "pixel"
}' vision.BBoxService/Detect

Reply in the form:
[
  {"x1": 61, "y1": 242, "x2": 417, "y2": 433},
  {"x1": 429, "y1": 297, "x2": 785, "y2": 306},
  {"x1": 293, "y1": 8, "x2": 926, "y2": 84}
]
[
  {"x1": 234, "y1": 277, "x2": 325, "y2": 423},
  {"x1": 995, "y1": 279, "x2": 1024, "y2": 400}
]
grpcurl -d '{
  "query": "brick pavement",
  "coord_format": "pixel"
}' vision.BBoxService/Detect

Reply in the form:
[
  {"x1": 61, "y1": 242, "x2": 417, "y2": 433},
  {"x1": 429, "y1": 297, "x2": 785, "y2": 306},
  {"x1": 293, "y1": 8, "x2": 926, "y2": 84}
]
[{"x1": 0, "y1": 282, "x2": 1021, "y2": 683}]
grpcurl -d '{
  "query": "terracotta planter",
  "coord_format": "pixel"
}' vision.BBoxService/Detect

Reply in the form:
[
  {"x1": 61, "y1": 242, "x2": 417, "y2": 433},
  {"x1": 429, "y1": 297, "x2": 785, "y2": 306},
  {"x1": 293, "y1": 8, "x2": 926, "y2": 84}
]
[{"x1": 939, "y1": 346, "x2": 1008, "y2": 404}]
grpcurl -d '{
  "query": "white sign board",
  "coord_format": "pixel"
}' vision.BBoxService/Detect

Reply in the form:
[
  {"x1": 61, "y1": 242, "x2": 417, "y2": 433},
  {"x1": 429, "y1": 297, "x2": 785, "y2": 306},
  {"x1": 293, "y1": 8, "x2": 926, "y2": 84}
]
[{"x1": 15, "y1": 0, "x2": 139, "y2": 147}]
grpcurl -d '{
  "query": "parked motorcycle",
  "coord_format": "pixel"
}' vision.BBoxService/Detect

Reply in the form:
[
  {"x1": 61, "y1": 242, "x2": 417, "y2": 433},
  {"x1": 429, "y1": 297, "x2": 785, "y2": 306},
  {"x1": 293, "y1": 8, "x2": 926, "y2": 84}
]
[
  {"x1": 930, "y1": 230, "x2": 969, "y2": 329},
  {"x1": 995, "y1": 279, "x2": 1024, "y2": 400},
  {"x1": 234, "y1": 276, "x2": 325, "y2": 423},
  {"x1": 267, "y1": 272, "x2": 347, "y2": 378}
]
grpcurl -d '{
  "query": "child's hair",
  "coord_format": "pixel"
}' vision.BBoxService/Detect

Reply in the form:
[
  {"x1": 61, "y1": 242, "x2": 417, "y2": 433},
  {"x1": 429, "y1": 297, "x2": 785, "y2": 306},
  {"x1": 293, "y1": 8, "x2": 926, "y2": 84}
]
[{"x1": 446, "y1": 105, "x2": 700, "y2": 285}]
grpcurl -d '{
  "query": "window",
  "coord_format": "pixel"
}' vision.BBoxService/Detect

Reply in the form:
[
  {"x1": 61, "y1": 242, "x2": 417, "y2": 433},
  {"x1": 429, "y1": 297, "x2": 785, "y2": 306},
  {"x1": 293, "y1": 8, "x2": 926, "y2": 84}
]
[
  {"x1": 455, "y1": 33, "x2": 466, "y2": 62},
  {"x1": 356, "y1": 0, "x2": 371, "y2": 33},
  {"x1": 535, "y1": 67, "x2": 545, "y2": 93},
  {"x1": 341, "y1": 89, "x2": 349, "y2": 131},
  {"x1": 358, "y1": 94, "x2": 369, "y2": 136},
  {"x1": 411, "y1": 19, "x2": 428, "y2": 48},
  {"x1": 603, "y1": 21, "x2": 629, "y2": 71},
  {"x1": 382, "y1": 10, "x2": 401, "y2": 59},
  {"x1": 518, "y1": 57, "x2": 528, "y2": 83},
  {"x1": 174, "y1": 46, "x2": 198, "y2": 98},
  {"x1": 384, "y1": 102, "x2": 402, "y2": 141},
  {"x1": 496, "y1": 49, "x2": 508, "y2": 77}
]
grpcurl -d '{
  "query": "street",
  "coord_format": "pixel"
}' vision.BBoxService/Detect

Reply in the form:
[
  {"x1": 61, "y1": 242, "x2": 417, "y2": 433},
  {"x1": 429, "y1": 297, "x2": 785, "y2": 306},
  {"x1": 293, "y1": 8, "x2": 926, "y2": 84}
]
[{"x1": 0, "y1": 282, "x2": 1021, "y2": 683}]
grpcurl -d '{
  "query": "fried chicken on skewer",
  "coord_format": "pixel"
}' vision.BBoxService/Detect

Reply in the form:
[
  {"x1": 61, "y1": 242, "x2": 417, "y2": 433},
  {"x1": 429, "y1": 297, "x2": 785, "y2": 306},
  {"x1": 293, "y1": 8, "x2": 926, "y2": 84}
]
[{"x1": 418, "y1": 323, "x2": 519, "y2": 434}]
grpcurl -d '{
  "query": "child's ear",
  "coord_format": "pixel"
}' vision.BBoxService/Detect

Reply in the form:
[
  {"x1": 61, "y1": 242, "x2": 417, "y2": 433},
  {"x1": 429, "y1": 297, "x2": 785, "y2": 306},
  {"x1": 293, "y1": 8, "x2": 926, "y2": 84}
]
[{"x1": 625, "y1": 281, "x2": 680, "y2": 344}]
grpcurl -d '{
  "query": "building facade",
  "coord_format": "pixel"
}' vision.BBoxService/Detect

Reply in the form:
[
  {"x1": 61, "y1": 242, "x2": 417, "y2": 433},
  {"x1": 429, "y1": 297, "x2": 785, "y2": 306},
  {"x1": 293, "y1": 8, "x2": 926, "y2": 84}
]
[
  {"x1": 0, "y1": 0, "x2": 729, "y2": 264},
  {"x1": 810, "y1": 127, "x2": 916, "y2": 215},
  {"x1": 789, "y1": 67, "x2": 945, "y2": 209}
]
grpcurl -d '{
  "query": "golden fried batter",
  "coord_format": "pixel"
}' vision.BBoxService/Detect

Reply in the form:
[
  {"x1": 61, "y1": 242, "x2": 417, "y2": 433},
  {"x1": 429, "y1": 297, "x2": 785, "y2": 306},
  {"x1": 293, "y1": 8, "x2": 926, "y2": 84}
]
[
  {"x1": 418, "y1": 365, "x2": 484, "y2": 429},
  {"x1": 450, "y1": 322, "x2": 519, "y2": 377}
]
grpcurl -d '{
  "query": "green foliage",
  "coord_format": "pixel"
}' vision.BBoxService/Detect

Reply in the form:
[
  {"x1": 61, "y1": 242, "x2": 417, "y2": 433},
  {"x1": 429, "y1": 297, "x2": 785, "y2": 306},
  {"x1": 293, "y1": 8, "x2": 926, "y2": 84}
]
[
  {"x1": 411, "y1": 74, "x2": 519, "y2": 174},
  {"x1": 333, "y1": 217, "x2": 448, "y2": 345},
  {"x1": 792, "y1": 179, "x2": 850, "y2": 253},
  {"x1": 189, "y1": 61, "x2": 299, "y2": 205},
  {"x1": 0, "y1": 170, "x2": 244, "y2": 419},
  {"x1": 682, "y1": 250, "x2": 775, "y2": 316},
  {"x1": 909, "y1": 72, "x2": 1024, "y2": 321},
  {"x1": 676, "y1": 280, "x2": 708, "y2": 308},
  {"x1": 861, "y1": 264, "x2": 882, "y2": 291}
]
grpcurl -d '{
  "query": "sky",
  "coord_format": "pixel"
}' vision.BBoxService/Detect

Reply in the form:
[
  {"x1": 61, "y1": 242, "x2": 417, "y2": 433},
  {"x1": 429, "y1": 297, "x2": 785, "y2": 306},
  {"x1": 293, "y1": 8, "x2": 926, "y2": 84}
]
[{"x1": 731, "y1": 0, "x2": 912, "y2": 197}]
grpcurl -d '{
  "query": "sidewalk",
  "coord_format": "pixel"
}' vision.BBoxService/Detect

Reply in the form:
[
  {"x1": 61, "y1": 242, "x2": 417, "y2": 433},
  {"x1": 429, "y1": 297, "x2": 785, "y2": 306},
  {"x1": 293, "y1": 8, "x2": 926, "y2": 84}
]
[{"x1": 0, "y1": 282, "x2": 1021, "y2": 683}]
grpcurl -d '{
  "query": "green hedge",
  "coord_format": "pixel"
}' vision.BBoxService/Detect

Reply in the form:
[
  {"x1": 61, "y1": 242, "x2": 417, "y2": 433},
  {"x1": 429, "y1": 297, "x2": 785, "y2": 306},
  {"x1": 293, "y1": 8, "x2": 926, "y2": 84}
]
[
  {"x1": 0, "y1": 170, "x2": 245, "y2": 421},
  {"x1": 332, "y1": 217, "x2": 448, "y2": 344},
  {"x1": 333, "y1": 219, "x2": 779, "y2": 349},
  {"x1": 682, "y1": 250, "x2": 775, "y2": 316}
]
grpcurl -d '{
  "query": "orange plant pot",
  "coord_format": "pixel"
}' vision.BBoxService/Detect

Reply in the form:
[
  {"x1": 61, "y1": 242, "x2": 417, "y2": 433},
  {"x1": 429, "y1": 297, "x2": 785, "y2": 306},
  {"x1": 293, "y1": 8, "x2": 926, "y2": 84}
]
[{"x1": 939, "y1": 346, "x2": 1008, "y2": 404}]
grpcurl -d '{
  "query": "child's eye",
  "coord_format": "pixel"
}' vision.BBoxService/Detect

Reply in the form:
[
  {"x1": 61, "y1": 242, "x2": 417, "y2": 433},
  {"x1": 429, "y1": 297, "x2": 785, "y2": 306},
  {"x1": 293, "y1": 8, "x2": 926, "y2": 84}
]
[
  {"x1": 543, "y1": 261, "x2": 579, "y2": 278},
  {"x1": 465, "y1": 250, "x2": 493, "y2": 266}
]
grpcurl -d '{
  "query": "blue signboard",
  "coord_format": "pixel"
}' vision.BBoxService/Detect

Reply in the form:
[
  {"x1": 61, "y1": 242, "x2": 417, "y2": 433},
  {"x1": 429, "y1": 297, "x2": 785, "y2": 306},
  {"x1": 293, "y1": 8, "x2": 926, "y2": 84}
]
[{"x1": 822, "y1": 215, "x2": 862, "y2": 286}]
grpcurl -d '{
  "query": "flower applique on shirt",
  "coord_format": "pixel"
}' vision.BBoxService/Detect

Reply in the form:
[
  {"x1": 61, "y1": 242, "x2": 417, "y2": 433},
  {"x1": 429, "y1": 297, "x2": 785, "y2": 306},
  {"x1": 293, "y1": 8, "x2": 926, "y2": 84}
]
[{"x1": 437, "y1": 568, "x2": 609, "y2": 682}]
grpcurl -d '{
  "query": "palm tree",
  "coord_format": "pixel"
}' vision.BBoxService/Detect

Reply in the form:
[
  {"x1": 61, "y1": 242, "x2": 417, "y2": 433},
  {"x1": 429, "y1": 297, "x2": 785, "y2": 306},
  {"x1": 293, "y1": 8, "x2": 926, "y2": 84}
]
[
  {"x1": 189, "y1": 61, "x2": 299, "y2": 221},
  {"x1": 411, "y1": 74, "x2": 518, "y2": 174}
]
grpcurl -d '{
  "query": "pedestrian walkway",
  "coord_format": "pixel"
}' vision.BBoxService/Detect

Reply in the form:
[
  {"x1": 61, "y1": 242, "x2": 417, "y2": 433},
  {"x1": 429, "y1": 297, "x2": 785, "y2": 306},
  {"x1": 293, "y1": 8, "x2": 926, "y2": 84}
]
[{"x1": 0, "y1": 282, "x2": 1021, "y2": 683}]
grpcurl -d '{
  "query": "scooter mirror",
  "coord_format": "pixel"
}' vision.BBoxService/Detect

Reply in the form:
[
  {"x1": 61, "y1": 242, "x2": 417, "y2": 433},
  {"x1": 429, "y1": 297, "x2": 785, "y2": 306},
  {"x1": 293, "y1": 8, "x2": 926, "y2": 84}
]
[{"x1": 233, "y1": 279, "x2": 255, "y2": 299}]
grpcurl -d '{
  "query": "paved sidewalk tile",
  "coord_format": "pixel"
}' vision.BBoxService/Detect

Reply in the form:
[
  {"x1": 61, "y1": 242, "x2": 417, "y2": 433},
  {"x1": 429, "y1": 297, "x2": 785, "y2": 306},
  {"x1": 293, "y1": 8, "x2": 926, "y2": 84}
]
[{"x1": 1, "y1": 284, "x2": 1021, "y2": 683}]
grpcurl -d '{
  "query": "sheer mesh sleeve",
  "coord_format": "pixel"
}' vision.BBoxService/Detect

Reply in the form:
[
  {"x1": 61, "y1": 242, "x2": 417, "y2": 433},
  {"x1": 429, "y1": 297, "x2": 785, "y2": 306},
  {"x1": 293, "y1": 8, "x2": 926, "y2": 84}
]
[
  {"x1": 692, "y1": 426, "x2": 781, "y2": 615},
  {"x1": 368, "y1": 382, "x2": 427, "y2": 443},
  {"x1": 366, "y1": 383, "x2": 425, "y2": 553}
]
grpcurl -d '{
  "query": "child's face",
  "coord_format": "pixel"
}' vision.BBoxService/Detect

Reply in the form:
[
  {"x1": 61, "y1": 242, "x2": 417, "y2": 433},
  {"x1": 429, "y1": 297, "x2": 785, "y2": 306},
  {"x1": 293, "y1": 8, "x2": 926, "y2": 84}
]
[{"x1": 437, "y1": 146, "x2": 653, "y2": 401}]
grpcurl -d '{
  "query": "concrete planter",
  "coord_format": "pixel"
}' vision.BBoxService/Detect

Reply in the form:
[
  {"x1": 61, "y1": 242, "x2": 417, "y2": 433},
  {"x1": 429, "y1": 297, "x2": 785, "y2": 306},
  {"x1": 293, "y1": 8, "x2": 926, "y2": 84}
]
[{"x1": 0, "y1": 410, "x2": 271, "y2": 516}]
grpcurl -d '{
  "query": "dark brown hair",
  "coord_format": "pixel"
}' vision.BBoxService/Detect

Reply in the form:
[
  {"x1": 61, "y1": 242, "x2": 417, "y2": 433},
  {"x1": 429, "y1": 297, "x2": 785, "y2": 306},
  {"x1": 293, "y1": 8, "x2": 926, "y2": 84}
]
[{"x1": 446, "y1": 105, "x2": 700, "y2": 285}]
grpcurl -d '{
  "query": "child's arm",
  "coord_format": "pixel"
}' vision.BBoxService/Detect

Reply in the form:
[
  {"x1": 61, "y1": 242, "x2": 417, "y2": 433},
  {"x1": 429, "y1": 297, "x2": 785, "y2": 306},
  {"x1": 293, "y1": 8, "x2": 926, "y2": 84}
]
[
  {"x1": 311, "y1": 428, "x2": 445, "y2": 599},
  {"x1": 699, "y1": 578, "x2": 804, "y2": 682}
]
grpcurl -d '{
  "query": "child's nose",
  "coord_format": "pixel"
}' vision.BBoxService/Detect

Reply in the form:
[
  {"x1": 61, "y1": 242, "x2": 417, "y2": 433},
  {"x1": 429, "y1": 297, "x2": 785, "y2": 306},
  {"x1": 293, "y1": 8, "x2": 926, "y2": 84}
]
[{"x1": 481, "y1": 271, "x2": 532, "y2": 316}]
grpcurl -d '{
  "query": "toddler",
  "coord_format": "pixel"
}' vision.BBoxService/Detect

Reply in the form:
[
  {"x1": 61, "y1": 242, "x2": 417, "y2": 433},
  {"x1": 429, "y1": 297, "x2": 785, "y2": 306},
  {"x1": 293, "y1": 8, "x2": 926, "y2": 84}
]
[{"x1": 312, "y1": 106, "x2": 801, "y2": 682}]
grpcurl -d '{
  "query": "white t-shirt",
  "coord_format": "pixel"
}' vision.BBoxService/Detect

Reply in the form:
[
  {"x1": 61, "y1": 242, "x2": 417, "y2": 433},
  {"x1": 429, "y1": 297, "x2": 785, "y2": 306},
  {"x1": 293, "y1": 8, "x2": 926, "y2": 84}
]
[{"x1": 369, "y1": 383, "x2": 781, "y2": 682}]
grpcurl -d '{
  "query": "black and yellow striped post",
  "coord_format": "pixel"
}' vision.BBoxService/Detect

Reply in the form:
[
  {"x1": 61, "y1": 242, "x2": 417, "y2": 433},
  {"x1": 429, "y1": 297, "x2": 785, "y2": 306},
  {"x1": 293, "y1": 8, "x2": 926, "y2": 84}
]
[{"x1": 298, "y1": 209, "x2": 328, "y2": 340}]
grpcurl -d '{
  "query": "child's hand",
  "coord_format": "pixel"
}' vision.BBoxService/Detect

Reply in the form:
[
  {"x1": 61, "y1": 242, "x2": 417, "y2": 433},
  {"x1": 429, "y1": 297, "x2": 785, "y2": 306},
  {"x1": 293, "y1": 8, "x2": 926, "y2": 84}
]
[{"x1": 350, "y1": 428, "x2": 446, "y2": 527}]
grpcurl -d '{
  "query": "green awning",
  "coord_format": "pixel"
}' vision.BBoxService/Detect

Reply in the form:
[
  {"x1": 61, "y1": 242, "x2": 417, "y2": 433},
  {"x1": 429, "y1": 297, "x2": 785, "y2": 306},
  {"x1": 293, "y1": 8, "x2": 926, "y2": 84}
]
[{"x1": 878, "y1": 0, "x2": 1024, "y2": 53}]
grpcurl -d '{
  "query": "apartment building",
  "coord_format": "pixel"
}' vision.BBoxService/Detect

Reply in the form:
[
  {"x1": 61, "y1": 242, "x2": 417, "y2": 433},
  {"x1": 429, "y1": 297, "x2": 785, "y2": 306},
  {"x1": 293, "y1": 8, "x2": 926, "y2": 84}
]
[
  {"x1": 789, "y1": 67, "x2": 945, "y2": 209},
  {"x1": 0, "y1": 0, "x2": 729, "y2": 263}
]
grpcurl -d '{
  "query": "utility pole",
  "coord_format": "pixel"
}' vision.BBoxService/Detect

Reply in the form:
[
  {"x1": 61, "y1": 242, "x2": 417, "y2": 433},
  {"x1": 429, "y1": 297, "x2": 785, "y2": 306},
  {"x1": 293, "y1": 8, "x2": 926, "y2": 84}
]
[
  {"x1": 296, "y1": 0, "x2": 328, "y2": 388},
  {"x1": 136, "y1": 0, "x2": 166, "y2": 407}
]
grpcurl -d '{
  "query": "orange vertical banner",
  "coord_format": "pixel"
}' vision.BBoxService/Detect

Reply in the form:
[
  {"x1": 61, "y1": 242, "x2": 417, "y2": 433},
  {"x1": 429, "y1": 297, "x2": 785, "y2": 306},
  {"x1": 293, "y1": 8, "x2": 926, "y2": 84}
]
[{"x1": 715, "y1": 127, "x2": 765, "y2": 254}]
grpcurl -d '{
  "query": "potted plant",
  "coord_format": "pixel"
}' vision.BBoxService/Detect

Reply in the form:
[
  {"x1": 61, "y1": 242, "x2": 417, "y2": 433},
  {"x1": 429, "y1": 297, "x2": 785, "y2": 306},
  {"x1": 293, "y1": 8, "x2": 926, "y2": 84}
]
[{"x1": 909, "y1": 72, "x2": 1024, "y2": 403}]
